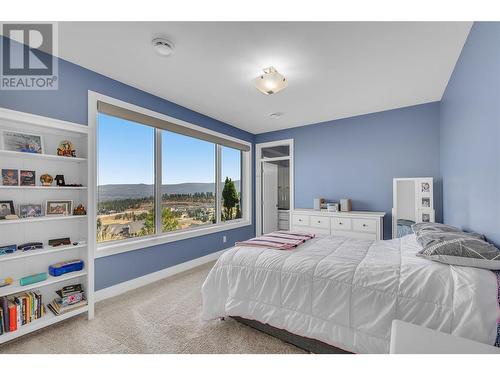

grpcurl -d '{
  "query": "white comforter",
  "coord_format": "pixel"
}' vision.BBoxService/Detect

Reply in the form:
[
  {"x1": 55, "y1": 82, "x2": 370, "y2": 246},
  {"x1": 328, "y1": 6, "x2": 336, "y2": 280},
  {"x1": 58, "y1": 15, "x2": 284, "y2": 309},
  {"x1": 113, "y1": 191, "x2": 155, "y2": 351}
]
[{"x1": 201, "y1": 234, "x2": 499, "y2": 353}]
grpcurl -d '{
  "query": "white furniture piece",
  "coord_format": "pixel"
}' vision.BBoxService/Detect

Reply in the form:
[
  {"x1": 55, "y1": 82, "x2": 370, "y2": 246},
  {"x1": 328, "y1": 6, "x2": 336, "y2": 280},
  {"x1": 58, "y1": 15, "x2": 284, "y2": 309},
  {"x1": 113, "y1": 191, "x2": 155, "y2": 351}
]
[
  {"x1": 291, "y1": 209, "x2": 385, "y2": 240},
  {"x1": 0, "y1": 108, "x2": 95, "y2": 344},
  {"x1": 390, "y1": 320, "x2": 500, "y2": 354},
  {"x1": 392, "y1": 177, "x2": 435, "y2": 238},
  {"x1": 278, "y1": 209, "x2": 290, "y2": 230}
]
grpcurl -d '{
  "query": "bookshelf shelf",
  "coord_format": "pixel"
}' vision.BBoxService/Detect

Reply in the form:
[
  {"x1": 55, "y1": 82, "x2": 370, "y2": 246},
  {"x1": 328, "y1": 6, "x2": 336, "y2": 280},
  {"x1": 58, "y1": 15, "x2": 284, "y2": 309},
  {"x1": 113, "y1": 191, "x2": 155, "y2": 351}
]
[
  {"x1": 0, "y1": 244, "x2": 87, "y2": 263},
  {"x1": 0, "y1": 305, "x2": 88, "y2": 344},
  {"x1": 0, "y1": 108, "x2": 95, "y2": 343},
  {"x1": 0, "y1": 186, "x2": 87, "y2": 190},
  {"x1": 0, "y1": 270, "x2": 88, "y2": 298},
  {"x1": 0, "y1": 150, "x2": 87, "y2": 163},
  {"x1": 0, "y1": 215, "x2": 87, "y2": 225}
]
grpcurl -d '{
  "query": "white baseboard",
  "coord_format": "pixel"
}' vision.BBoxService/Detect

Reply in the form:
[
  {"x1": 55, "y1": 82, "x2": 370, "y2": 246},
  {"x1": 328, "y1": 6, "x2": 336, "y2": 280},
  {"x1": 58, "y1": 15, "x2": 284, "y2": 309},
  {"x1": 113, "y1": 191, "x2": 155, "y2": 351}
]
[{"x1": 95, "y1": 249, "x2": 226, "y2": 302}]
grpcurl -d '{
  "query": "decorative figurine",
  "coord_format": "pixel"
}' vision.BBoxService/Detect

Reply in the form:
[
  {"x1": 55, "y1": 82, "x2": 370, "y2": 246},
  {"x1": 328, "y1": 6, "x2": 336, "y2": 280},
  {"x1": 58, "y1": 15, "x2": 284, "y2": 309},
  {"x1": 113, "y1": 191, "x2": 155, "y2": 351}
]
[
  {"x1": 73, "y1": 204, "x2": 86, "y2": 216},
  {"x1": 40, "y1": 173, "x2": 54, "y2": 186},
  {"x1": 57, "y1": 140, "x2": 76, "y2": 158},
  {"x1": 55, "y1": 174, "x2": 66, "y2": 187}
]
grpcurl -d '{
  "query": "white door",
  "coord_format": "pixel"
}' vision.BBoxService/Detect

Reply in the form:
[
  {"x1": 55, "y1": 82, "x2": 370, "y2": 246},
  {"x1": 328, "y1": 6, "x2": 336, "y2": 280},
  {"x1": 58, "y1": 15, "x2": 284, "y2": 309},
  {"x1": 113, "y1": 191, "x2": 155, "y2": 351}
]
[{"x1": 262, "y1": 162, "x2": 278, "y2": 234}]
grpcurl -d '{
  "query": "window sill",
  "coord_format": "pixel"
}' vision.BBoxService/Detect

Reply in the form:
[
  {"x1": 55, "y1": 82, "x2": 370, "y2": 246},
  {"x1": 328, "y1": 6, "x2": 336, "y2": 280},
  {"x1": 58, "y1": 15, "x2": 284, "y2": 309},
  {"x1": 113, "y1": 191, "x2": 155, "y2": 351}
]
[{"x1": 95, "y1": 219, "x2": 252, "y2": 259}]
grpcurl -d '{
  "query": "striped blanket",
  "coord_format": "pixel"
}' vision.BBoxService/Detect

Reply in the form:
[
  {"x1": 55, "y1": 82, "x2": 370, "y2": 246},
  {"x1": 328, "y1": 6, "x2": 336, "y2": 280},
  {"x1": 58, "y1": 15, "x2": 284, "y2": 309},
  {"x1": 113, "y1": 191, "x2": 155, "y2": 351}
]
[{"x1": 235, "y1": 231, "x2": 315, "y2": 250}]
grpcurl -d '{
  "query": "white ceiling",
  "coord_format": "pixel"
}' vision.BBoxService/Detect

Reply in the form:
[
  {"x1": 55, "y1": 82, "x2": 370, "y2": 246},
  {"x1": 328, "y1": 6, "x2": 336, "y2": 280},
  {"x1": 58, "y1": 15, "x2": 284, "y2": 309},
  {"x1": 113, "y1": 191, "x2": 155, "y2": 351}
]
[{"x1": 57, "y1": 22, "x2": 472, "y2": 134}]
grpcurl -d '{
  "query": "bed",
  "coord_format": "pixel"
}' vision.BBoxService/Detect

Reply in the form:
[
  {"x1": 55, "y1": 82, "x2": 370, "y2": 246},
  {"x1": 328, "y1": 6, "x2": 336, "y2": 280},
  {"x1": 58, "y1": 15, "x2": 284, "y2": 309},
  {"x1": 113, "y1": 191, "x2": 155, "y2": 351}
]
[{"x1": 201, "y1": 234, "x2": 500, "y2": 354}]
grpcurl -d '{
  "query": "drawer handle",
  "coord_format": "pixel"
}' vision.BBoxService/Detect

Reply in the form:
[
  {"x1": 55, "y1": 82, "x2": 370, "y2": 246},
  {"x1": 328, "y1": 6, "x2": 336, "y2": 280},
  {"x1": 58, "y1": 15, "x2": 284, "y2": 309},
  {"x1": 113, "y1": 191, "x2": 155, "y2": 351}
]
[
  {"x1": 298, "y1": 219, "x2": 302, "y2": 222},
  {"x1": 339, "y1": 222, "x2": 342, "y2": 225},
  {"x1": 317, "y1": 220, "x2": 321, "y2": 223},
  {"x1": 362, "y1": 224, "x2": 367, "y2": 227}
]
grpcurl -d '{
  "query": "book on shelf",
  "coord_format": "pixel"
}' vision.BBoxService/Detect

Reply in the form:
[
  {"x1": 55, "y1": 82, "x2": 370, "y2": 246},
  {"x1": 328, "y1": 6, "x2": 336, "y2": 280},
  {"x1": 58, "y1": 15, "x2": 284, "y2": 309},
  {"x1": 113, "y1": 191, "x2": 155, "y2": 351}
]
[
  {"x1": 47, "y1": 284, "x2": 87, "y2": 316},
  {"x1": 0, "y1": 291, "x2": 45, "y2": 335}
]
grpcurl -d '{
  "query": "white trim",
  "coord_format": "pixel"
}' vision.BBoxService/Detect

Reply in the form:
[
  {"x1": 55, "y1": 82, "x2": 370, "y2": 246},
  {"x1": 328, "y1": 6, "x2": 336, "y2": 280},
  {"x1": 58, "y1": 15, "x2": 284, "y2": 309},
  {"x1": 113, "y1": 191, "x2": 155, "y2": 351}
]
[
  {"x1": 87, "y1": 101, "x2": 97, "y2": 320},
  {"x1": 255, "y1": 139, "x2": 294, "y2": 236},
  {"x1": 95, "y1": 219, "x2": 250, "y2": 258},
  {"x1": 0, "y1": 107, "x2": 88, "y2": 134},
  {"x1": 95, "y1": 248, "x2": 226, "y2": 302},
  {"x1": 88, "y1": 91, "x2": 253, "y2": 258},
  {"x1": 88, "y1": 92, "x2": 251, "y2": 149}
]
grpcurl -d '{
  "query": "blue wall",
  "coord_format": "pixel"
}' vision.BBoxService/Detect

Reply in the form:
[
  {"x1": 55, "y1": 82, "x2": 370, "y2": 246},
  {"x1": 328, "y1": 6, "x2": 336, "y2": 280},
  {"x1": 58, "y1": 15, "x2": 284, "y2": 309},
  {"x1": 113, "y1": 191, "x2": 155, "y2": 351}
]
[
  {"x1": 440, "y1": 22, "x2": 500, "y2": 245},
  {"x1": 255, "y1": 102, "x2": 442, "y2": 239},
  {"x1": 0, "y1": 39, "x2": 255, "y2": 290}
]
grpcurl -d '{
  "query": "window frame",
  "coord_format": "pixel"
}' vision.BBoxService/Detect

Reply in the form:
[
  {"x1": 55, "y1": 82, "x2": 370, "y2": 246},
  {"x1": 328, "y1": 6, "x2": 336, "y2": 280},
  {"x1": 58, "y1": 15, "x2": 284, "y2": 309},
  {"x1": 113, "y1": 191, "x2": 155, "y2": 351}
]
[{"x1": 89, "y1": 91, "x2": 252, "y2": 259}]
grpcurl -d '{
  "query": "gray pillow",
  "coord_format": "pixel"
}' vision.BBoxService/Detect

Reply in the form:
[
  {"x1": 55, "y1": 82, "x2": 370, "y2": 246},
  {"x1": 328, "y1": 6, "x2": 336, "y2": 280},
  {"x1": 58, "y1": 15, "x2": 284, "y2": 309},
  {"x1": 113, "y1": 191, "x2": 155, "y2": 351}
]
[
  {"x1": 416, "y1": 231, "x2": 500, "y2": 270},
  {"x1": 412, "y1": 222, "x2": 469, "y2": 236}
]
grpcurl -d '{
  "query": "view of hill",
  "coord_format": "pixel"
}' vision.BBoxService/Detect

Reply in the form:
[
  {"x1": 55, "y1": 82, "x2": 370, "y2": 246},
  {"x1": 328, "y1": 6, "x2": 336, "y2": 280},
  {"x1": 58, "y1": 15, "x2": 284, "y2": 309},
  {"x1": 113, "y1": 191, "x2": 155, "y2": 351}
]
[{"x1": 98, "y1": 181, "x2": 241, "y2": 202}]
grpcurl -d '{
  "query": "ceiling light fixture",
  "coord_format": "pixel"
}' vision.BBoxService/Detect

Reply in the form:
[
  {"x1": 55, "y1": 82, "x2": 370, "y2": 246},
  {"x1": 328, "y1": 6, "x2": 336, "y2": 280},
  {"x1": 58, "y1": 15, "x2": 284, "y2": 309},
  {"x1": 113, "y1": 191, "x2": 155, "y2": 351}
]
[
  {"x1": 152, "y1": 37, "x2": 174, "y2": 56},
  {"x1": 269, "y1": 112, "x2": 283, "y2": 119},
  {"x1": 254, "y1": 66, "x2": 287, "y2": 95}
]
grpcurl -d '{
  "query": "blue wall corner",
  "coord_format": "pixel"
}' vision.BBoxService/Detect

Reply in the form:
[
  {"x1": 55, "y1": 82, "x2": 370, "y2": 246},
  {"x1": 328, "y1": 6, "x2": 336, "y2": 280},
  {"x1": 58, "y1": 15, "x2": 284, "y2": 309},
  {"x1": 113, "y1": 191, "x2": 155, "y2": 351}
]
[{"x1": 440, "y1": 22, "x2": 500, "y2": 245}]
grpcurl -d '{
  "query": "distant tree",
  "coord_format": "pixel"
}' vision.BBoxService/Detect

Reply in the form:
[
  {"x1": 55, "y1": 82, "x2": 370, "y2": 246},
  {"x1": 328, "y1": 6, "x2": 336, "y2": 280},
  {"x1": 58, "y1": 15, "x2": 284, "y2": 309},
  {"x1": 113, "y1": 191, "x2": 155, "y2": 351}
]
[
  {"x1": 140, "y1": 207, "x2": 179, "y2": 235},
  {"x1": 222, "y1": 177, "x2": 239, "y2": 220}
]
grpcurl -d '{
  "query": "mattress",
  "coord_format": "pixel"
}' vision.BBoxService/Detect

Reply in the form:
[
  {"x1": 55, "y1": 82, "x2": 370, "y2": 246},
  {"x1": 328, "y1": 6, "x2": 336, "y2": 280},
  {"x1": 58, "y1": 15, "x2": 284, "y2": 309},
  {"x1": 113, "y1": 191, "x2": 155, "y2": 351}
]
[{"x1": 201, "y1": 234, "x2": 500, "y2": 353}]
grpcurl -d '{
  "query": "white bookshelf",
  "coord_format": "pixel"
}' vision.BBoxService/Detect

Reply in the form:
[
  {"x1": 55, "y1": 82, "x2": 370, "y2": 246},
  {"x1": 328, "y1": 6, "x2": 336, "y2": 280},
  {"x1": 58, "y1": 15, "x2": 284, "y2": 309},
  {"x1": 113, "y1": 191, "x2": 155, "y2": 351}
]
[
  {"x1": 0, "y1": 108, "x2": 95, "y2": 344},
  {"x1": 0, "y1": 215, "x2": 87, "y2": 225}
]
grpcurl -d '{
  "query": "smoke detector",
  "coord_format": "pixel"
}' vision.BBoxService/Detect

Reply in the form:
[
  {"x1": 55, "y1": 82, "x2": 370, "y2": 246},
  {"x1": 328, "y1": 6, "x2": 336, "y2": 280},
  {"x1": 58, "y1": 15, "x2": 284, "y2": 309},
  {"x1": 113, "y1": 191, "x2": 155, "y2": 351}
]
[
  {"x1": 152, "y1": 38, "x2": 174, "y2": 56},
  {"x1": 269, "y1": 112, "x2": 283, "y2": 119}
]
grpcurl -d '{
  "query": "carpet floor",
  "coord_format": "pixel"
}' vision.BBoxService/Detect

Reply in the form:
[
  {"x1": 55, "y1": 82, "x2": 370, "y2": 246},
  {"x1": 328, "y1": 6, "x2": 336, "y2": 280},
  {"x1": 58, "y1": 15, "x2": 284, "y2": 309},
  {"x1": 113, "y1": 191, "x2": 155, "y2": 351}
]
[{"x1": 0, "y1": 262, "x2": 306, "y2": 354}]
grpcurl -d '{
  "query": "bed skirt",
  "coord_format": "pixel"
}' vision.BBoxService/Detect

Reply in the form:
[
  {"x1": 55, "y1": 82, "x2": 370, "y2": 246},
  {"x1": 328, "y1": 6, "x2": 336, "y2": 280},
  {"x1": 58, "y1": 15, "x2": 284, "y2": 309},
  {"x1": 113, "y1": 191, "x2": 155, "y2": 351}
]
[{"x1": 231, "y1": 316, "x2": 351, "y2": 354}]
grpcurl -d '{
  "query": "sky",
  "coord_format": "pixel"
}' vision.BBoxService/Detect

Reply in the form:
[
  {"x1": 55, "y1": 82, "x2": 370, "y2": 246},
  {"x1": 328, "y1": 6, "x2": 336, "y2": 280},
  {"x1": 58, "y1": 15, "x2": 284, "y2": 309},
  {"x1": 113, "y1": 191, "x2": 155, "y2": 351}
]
[{"x1": 98, "y1": 113, "x2": 241, "y2": 186}]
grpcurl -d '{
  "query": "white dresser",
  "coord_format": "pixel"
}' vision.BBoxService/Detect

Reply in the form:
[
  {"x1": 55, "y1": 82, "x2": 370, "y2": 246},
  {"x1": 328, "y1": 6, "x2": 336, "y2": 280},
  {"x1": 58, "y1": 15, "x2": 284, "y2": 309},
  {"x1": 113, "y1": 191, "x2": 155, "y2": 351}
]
[{"x1": 291, "y1": 209, "x2": 385, "y2": 240}]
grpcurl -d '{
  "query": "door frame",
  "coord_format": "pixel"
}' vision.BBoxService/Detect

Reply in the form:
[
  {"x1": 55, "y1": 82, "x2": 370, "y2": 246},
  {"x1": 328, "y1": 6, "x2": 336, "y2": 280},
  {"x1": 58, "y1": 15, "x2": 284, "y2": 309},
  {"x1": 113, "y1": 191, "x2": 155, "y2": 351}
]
[{"x1": 255, "y1": 139, "x2": 294, "y2": 236}]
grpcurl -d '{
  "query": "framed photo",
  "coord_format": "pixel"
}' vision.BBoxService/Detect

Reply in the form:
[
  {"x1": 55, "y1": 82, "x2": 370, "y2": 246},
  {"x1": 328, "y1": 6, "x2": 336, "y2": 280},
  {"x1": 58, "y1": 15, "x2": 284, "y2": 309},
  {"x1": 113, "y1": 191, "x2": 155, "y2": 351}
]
[
  {"x1": 418, "y1": 209, "x2": 435, "y2": 223},
  {"x1": 2, "y1": 130, "x2": 44, "y2": 154},
  {"x1": 19, "y1": 204, "x2": 43, "y2": 218},
  {"x1": 2, "y1": 169, "x2": 18, "y2": 186},
  {"x1": 20, "y1": 170, "x2": 36, "y2": 186},
  {"x1": 421, "y1": 197, "x2": 431, "y2": 208},
  {"x1": 0, "y1": 200, "x2": 15, "y2": 219},
  {"x1": 421, "y1": 182, "x2": 430, "y2": 193},
  {"x1": 46, "y1": 200, "x2": 73, "y2": 216}
]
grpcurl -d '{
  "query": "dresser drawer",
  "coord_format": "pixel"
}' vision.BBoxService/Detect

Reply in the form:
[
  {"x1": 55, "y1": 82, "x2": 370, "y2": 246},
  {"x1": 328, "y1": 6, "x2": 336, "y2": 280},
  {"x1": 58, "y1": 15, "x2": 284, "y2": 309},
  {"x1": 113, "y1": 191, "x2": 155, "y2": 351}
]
[
  {"x1": 310, "y1": 216, "x2": 330, "y2": 229},
  {"x1": 331, "y1": 217, "x2": 352, "y2": 230},
  {"x1": 352, "y1": 218, "x2": 376, "y2": 233},
  {"x1": 292, "y1": 214, "x2": 309, "y2": 227}
]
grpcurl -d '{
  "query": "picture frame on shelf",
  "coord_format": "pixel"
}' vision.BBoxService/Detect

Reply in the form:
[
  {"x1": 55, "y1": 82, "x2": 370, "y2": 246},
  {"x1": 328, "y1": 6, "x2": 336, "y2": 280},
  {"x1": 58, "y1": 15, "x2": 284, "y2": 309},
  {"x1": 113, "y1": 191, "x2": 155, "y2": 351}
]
[
  {"x1": 20, "y1": 170, "x2": 36, "y2": 186},
  {"x1": 2, "y1": 169, "x2": 18, "y2": 186},
  {"x1": 418, "y1": 209, "x2": 435, "y2": 223},
  {"x1": 421, "y1": 181, "x2": 430, "y2": 193},
  {"x1": 19, "y1": 204, "x2": 43, "y2": 218},
  {"x1": 2, "y1": 130, "x2": 44, "y2": 154},
  {"x1": 0, "y1": 200, "x2": 15, "y2": 219},
  {"x1": 421, "y1": 197, "x2": 431, "y2": 208},
  {"x1": 45, "y1": 200, "x2": 73, "y2": 216}
]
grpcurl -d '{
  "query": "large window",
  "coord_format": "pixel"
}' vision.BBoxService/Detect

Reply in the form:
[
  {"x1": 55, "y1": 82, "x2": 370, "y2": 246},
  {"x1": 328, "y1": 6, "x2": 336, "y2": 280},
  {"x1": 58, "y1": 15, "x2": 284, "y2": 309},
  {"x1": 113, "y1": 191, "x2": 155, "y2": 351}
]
[
  {"x1": 221, "y1": 146, "x2": 242, "y2": 221},
  {"x1": 97, "y1": 113, "x2": 155, "y2": 243},
  {"x1": 162, "y1": 131, "x2": 216, "y2": 232},
  {"x1": 96, "y1": 101, "x2": 250, "y2": 246}
]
